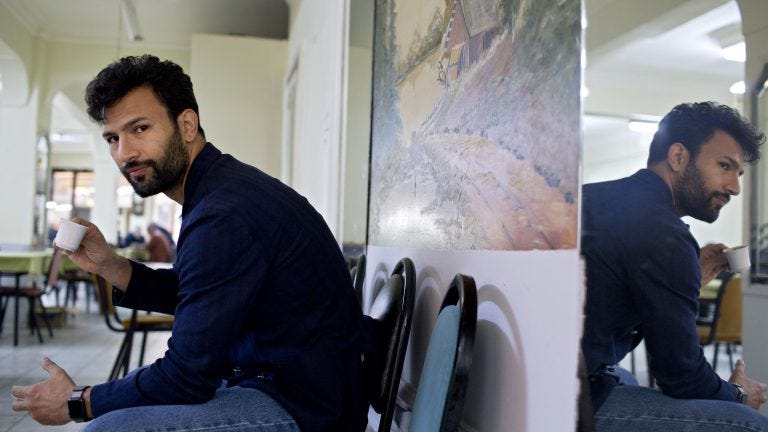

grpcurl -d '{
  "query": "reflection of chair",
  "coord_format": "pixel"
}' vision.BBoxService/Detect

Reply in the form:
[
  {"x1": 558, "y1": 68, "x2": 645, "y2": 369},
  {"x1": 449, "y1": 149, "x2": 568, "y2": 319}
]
[
  {"x1": 576, "y1": 348, "x2": 596, "y2": 432},
  {"x1": 0, "y1": 248, "x2": 62, "y2": 344},
  {"x1": 409, "y1": 273, "x2": 477, "y2": 432},
  {"x1": 366, "y1": 257, "x2": 415, "y2": 432},
  {"x1": 92, "y1": 275, "x2": 174, "y2": 381},
  {"x1": 697, "y1": 274, "x2": 742, "y2": 372},
  {"x1": 349, "y1": 253, "x2": 366, "y2": 307}
]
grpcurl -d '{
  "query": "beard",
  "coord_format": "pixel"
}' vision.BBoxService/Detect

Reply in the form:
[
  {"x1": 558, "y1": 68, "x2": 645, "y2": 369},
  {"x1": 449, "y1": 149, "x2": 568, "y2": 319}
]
[
  {"x1": 121, "y1": 127, "x2": 189, "y2": 198},
  {"x1": 673, "y1": 162, "x2": 729, "y2": 223}
]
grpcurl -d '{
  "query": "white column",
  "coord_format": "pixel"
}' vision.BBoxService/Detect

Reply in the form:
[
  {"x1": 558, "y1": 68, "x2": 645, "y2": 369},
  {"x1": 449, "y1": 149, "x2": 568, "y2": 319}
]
[
  {"x1": 0, "y1": 93, "x2": 37, "y2": 245},
  {"x1": 90, "y1": 133, "x2": 119, "y2": 245}
]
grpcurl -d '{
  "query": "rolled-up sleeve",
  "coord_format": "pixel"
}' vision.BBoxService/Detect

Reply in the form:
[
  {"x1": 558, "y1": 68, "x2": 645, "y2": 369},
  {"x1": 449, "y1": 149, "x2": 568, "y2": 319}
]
[{"x1": 631, "y1": 229, "x2": 736, "y2": 402}]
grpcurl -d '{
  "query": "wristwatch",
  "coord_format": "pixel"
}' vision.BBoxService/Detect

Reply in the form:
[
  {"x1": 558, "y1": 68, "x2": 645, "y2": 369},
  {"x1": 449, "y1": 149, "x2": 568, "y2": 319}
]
[
  {"x1": 734, "y1": 383, "x2": 749, "y2": 405},
  {"x1": 67, "y1": 385, "x2": 91, "y2": 422}
]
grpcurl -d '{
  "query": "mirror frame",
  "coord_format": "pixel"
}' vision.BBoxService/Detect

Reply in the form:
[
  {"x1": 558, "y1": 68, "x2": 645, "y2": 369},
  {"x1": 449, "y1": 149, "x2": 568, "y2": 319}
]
[{"x1": 750, "y1": 62, "x2": 768, "y2": 281}]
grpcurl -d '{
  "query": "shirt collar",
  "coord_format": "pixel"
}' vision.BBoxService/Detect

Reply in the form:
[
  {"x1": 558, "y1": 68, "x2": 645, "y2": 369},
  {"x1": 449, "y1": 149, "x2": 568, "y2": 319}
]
[
  {"x1": 181, "y1": 142, "x2": 220, "y2": 218},
  {"x1": 632, "y1": 168, "x2": 675, "y2": 209}
]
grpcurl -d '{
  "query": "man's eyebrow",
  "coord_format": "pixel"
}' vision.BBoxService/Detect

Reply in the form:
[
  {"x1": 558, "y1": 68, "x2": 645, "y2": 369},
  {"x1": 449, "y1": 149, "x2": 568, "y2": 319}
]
[
  {"x1": 724, "y1": 155, "x2": 745, "y2": 175},
  {"x1": 101, "y1": 116, "x2": 148, "y2": 139}
]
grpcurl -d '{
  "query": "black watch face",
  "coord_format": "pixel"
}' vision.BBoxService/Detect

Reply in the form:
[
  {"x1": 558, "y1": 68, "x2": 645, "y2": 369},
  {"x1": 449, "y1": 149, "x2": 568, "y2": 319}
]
[{"x1": 67, "y1": 398, "x2": 86, "y2": 422}]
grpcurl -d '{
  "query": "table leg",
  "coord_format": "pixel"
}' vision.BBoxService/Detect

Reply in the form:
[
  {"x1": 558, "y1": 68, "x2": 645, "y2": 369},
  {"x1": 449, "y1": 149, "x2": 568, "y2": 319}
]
[{"x1": 13, "y1": 274, "x2": 19, "y2": 346}]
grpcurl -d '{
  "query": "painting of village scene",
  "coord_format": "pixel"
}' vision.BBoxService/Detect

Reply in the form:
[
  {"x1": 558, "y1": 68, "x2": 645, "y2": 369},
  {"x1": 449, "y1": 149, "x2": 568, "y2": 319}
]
[{"x1": 368, "y1": 0, "x2": 580, "y2": 250}]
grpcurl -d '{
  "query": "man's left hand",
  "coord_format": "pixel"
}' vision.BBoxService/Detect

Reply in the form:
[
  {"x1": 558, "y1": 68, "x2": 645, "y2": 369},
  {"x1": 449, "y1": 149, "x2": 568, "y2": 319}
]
[
  {"x1": 700, "y1": 243, "x2": 729, "y2": 287},
  {"x1": 11, "y1": 357, "x2": 76, "y2": 425}
]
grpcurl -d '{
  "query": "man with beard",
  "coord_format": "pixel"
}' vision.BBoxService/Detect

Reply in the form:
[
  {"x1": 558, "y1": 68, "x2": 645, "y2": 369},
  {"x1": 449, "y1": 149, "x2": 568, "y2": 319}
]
[
  {"x1": 10, "y1": 55, "x2": 370, "y2": 432},
  {"x1": 581, "y1": 101, "x2": 768, "y2": 431}
]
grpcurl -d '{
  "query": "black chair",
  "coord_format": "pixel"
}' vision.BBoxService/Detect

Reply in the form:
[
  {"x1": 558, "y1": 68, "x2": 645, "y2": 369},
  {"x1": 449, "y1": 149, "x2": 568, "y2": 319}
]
[
  {"x1": 0, "y1": 248, "x2": 62, "y2": 344},
  {"x1": 408, "y1": 273, "x2": 477, "y2": 432},
  {"x1": 92, "y1": 275, "x2": 174, "y2": 381},
  {"x1": 366, "y1": 257, "x2": 415, "y2": 432},
  {"x1": 349, "y1": 253, "x2": 366, "y2": 307}
]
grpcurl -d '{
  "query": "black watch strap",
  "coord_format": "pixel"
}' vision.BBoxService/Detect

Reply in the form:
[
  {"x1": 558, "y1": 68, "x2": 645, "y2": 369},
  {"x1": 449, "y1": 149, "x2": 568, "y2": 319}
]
[
  {"x1": 734, "y1": 383, "x2": 749, "y2": 405},
  {"x1": 67, "y1": 385, "x2": 91, "y2": 423}
]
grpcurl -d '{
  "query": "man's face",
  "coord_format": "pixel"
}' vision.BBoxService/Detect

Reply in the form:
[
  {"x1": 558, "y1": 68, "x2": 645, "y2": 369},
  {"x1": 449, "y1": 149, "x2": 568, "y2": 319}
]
[
  {"x1": 674, "y1": 130, "x2": 745, "y2": 223},
  {"x1": 101, "y1": 85, "x2": 189, "y2": 198}
]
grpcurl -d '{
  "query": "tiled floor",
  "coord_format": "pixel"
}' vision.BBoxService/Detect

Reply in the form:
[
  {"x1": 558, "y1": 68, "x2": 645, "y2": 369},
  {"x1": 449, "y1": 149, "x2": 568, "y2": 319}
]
[{"x1": 0, "y1": 286, "x2": 168, "y2": 432}]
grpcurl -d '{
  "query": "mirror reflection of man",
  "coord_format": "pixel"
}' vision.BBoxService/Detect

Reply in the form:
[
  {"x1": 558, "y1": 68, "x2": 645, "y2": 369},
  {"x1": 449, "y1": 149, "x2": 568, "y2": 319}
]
[
  {"x1": 581, "y1": 102, "x2": 768, "y2": 431},
  {"x1": 11, "y1": 55, "x2": 368, "y2": 432}
]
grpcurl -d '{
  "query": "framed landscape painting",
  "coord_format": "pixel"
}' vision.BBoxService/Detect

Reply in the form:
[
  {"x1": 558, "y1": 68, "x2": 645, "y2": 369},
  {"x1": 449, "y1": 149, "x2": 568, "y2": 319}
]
[{"x1": 368, "y1": 0, "x2": 580, "y2": 250}]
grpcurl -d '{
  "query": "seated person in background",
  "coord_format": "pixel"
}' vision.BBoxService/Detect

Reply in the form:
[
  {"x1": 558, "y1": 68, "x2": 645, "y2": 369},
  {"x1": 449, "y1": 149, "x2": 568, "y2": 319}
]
[
  {"x1": 47, "y1": 222, "x2": 59, "y2": 247},
  {"x1": 11, "y1": 54, "x2": 369, "y2": 432},
  {"x1": 121, "y1": 226, "x2": 145, "y2": 248},
  {"x1": 150, "y1": 222, "x2": 177, "y2": 260},
  {"x1": 145, "y1": 223, "x2": 172, "y2": 263},
  {"x1": 581, "y1": 101, "x2": 768, "y2": 431}
]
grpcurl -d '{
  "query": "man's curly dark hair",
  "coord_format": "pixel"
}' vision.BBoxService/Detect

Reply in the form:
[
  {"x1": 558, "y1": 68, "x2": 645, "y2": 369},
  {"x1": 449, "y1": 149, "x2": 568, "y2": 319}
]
[
  {"x1": 85, "y1": 54, "x2": 205, "y2": 137},
  {"x1": 647, "y1": 101, "x2": 763, "y2": 165}
]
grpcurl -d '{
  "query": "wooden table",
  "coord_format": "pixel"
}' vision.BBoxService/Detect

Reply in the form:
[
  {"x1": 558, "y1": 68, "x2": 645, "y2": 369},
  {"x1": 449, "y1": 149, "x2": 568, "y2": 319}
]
[{"x1": 0, "y1": 250, "x2": 52, "y2": 345}]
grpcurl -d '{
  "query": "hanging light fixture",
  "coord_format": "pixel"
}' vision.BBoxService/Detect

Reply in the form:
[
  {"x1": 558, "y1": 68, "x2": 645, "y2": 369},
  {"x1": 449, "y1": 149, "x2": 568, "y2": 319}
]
[{"x1": 120, "y1": 0, "x2": 144, "y2": 42}]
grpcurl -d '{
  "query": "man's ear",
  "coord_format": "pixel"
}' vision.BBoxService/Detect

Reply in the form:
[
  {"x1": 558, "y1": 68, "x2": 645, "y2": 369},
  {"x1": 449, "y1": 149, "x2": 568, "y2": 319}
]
[
  {"x1": 667, "y1": 142, "x2": 689, "y2": 173},
  {"x1": 177, "y1": 109, "x2": 199, "y2": 142}
]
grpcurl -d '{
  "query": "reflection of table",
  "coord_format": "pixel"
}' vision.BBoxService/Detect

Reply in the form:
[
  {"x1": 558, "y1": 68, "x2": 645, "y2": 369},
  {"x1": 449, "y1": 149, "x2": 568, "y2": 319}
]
[
  {"x1": 0, "y1": 250, "x2": 50, "y2": 276},
  {"x1": 0, "y1": 250, "x2": 52, "y2": 345},
  {"x1": 116, "y1": 248, "x2": 149, "y2": 261}
]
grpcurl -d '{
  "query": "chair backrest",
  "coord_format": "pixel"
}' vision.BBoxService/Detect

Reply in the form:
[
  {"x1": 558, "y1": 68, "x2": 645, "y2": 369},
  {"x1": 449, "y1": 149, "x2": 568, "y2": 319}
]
[
  {"x1": 576, "y1": 348, "x2": 596, "y2": 432},
  {"x1": 367, "y1": 257, "x2": 415, "y2": 432},
  {"x1": 410, "y1": 273, "x2": 477, "y2": 432},
  {"x1": 350, "y1": 253, "x2": 366, "y2": 307},
  {"x1": 697, "y1": 272, "x2": 733, "y2": 345},
  {"x1": 714, "y1": 274, "x2": 742, "y2": 341},
  {"x1": 92, "y1": 274, "x2": 125, "y2": 332}
]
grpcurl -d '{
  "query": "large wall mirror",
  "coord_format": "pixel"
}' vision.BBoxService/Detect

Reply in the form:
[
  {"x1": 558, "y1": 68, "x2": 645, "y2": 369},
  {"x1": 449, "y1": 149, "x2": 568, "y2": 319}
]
[{"x1": 750, "y1": 63, "x2": 768, "y2": 279}]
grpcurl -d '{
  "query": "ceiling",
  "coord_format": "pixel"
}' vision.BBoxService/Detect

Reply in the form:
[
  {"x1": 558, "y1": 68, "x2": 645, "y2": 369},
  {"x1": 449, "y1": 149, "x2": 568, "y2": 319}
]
[
  {"x1": 0, "y1": 0, "x2": 746, "y2": 157},
  {"x1": 0, "y1": 0, "x2": 289, "y2": 153},
  {"x1": 0, "y1": 0, "x2": 289, "y2": 48},
  {"x1": 584, "y1": 0, "x2": 743, "y2": 122}
]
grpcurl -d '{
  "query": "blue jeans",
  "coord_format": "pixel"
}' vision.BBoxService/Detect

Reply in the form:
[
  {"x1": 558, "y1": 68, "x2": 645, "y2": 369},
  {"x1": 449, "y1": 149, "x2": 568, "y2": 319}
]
[
  {"x1": 82, "y1": 387, "x2": 300, "y2": 432},
  {"x1": 595, "y1": 385, "x2": 768, "y2": 431}
]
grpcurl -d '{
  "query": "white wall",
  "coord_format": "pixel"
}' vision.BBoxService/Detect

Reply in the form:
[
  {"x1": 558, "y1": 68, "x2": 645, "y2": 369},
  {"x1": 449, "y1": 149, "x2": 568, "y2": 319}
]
[
  {"x1": 364, "y1": 246, "x2": 583, "y2": 432},
  {"x1": 0, "y1": 91, "x2": 38, "y2": 244},
  {"x1": 190, "y1": 34, "x2": 287, "y2": 177},
  {"x1": 286, "y1": 0, "x2": 348, "y2": 238}
]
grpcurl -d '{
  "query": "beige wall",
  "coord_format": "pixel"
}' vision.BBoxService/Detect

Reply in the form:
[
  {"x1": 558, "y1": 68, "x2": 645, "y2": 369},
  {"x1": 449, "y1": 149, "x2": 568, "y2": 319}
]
[{"x1": 190, "y1": 34, "x2": 287, "y2": 177}]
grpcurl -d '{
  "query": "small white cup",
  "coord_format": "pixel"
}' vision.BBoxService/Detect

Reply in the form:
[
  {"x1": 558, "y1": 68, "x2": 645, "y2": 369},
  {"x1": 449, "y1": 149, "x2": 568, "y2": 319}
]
[
  {"x1": 54, "y1": 219, "x2": 88, "y2": 252},
  {"x1": 724, "y1": 245, "x2": 751, "y2": 272}
]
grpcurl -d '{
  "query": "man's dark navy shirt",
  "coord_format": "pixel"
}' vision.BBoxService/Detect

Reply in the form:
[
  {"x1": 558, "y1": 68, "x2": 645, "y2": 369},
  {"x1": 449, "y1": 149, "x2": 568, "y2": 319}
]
[
  {"x1": 581, "y1": 169, "x2": 736, "y2": 411},
  {"x1": 90, "y1": 143, "x2": 368, "y2": 432}
]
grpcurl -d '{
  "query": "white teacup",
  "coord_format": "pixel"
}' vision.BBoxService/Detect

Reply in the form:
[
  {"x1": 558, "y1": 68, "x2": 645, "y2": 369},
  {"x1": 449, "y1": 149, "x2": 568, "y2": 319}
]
[
  {"x1": 724, "y1": 245, "x2": 750, "y2": 272},
  {"x1": 54, "y1": 219, "x2": 88, "y2": 252}
]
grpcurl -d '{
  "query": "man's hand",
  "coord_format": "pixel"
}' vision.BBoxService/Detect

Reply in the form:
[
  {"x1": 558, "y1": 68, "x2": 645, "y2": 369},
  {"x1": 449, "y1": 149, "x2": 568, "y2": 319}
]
[
  {"x1": 700, "y1": 243, "x2": 729, "y2": 287},
  {"x1": 63, "y1": 218, "x2": 117, "y2": 274},
  {"x1": 64, "y1": 218, "x2": 132, "y2": 290},
  {"x1": 729, "y1": 359, "x2": 768, "y2": 410},
  {"x1": 11, "y1": 357, "x2": 76, "y2": 425}
]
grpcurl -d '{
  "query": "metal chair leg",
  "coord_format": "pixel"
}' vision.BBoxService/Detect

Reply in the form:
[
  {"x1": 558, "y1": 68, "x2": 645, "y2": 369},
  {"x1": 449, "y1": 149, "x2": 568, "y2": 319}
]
[
  {"x1": 109, "y1": 330, "x2": 135, "y2": 381},
  {"x1": 138, "y1": 331, "x2": 149, "y2": 367}
]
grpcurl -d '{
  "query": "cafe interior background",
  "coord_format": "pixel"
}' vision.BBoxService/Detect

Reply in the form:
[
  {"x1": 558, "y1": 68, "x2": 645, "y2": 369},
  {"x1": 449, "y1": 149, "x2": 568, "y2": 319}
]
[{"x1": 2, "y1": 0, "x2": 768, "y2": 430}]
